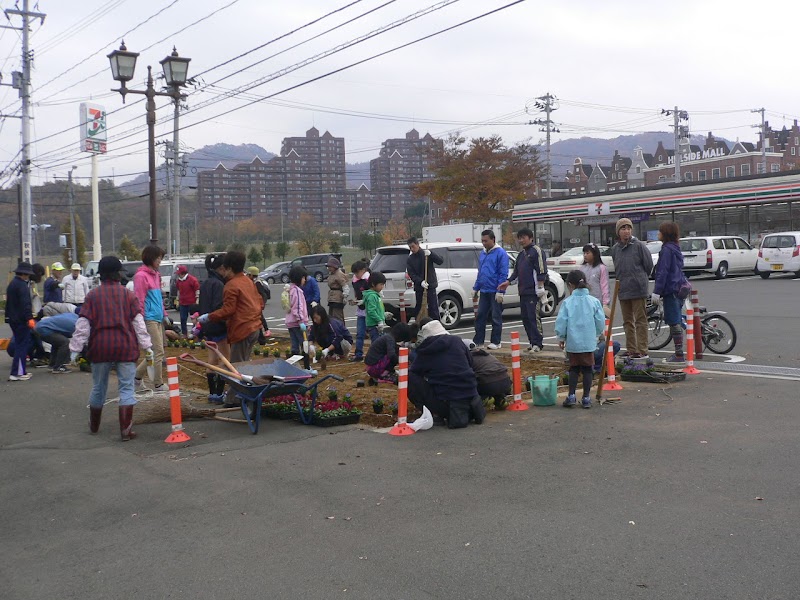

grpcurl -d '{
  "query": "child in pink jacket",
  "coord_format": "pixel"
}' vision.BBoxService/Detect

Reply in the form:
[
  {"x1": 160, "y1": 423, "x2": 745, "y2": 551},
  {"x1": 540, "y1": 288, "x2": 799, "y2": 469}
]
[{"x1": 284, "y1": 265, "x2": 309, "y2": 355}]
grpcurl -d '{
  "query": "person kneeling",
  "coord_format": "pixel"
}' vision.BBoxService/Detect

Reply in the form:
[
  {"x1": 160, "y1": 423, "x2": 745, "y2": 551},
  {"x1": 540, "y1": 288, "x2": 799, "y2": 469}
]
[
  {"x1": 309, "y1": 305, "x2": 354, "y2": 360},
  {"x1": 463, "y1": 339, "x2": 512, "y2": 410},
  {"x1": 408, "y1": 319, "x2": 485, "y2": 428},
  {"x1": 364, "y1": 322, "x2": 411, "y2": 385}
]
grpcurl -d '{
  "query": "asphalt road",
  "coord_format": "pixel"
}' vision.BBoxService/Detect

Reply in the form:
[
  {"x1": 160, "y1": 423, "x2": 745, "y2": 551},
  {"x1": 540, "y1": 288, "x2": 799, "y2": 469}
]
[{"x1": 260, "y1": 273, "x2": 800, "y2": 368}]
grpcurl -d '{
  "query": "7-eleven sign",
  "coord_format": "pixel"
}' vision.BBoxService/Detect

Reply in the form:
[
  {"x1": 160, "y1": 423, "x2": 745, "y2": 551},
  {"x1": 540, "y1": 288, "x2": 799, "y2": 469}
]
[
  {"x1": 587, "y1": 201, "x2": 610, "y2": 215},
  {"x1": 80, "y1": 102, "x2": 107, "y2": 154}
]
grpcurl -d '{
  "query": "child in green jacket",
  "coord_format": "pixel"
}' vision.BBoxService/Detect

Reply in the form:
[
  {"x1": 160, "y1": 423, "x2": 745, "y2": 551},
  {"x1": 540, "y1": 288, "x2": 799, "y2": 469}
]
[{"x1": 362, "y1": 271, "x2": 391, "y2": 342}]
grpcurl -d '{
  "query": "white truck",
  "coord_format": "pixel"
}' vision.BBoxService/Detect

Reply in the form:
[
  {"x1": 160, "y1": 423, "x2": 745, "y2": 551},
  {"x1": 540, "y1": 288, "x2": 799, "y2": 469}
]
[{"x1": 422, "y1": 223, "x2": 503, "y2": 244}]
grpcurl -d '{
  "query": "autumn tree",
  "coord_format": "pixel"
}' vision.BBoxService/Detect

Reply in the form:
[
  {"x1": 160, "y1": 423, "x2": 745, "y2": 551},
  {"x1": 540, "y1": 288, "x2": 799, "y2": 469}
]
[
  {"x1": 295, "y1": 214, "x2": 328, "y2": 254},
  {"x1": 404, "y1": 201, "x2": 428, "y2": 237},
  {"x1": 329, "y1": 237, "x2": 341, "y2": 253},
  {"x1": 118, "y1": 235, "x2": 140, "y2": 260},
  {"x1": 382, "y1": 218, "x2": 410, "y2": 245},
  {"x1": 415, "y1": 134, "x2": 542, "y2": 222}
]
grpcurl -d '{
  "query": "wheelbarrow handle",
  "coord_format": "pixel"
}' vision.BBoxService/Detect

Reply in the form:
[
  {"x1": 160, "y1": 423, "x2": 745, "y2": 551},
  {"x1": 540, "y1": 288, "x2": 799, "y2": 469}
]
[
  {"x1": 178, "y1": 353, "x2": 241, "y2": 380},
  {"x1": 205, "y1": 340, "x2": 241, "y2": 376}
]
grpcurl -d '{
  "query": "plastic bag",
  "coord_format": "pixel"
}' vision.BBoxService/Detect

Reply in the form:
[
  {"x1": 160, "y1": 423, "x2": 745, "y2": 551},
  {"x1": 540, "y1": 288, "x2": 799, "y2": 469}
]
[{"x1": 409, "y1": 406, "x2": 434, "y2": 431}]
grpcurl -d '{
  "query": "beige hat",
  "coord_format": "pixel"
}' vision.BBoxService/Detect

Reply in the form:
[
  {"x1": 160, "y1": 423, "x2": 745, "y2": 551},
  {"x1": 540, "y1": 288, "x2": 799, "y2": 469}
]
[
  {"x1": 615, "y1": 218, "x2": 633, "y2": 235},
  {"x1": 246, "y1": 266, "x2": 260, "y2": 276},
  {"x1": 70, "y1": 263, "x2": 81, "y2": 271}
]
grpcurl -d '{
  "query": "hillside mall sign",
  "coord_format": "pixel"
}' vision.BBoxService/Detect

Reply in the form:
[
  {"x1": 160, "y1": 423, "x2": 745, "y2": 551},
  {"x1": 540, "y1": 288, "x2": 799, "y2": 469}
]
[{"x1": 667, "y1": 147, "x2": 726, "y2": 165}]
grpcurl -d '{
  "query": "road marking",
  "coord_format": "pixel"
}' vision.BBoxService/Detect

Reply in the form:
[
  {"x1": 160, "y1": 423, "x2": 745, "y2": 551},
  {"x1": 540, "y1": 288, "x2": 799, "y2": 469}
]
[{"x1": 699, "y1": 370, "x2": 800, "y2": 382}]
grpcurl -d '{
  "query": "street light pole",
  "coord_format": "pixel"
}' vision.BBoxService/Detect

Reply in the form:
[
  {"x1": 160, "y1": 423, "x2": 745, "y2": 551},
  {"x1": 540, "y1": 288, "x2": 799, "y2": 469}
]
[{"x1": 145, "y1": 66, "x2": 157, "y2": 244}]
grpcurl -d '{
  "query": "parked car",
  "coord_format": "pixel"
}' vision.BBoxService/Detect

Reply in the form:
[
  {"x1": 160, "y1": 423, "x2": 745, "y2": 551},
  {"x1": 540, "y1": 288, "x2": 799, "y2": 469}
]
[
  {"x1": 680, "y1": 236, "x2": 758, "y2": 279},
  {"x1": 547, "y1": 246, "x2": 609, "y2": 275},
  {"x1": 755, "y1": 231, "x2": 800, "y2": 278},
  {"x1": 600, "y1": 241, "x2": 661, "y2": 276},
  {"x1": 260, "y1": 261, "x2": 291, "y2": 284},
  {"x1": 290, "y1": 253, "x2": 343, "y2": 282},
  {"x1": 370, "y1": 242, "x2": 566, "y2": 330}
]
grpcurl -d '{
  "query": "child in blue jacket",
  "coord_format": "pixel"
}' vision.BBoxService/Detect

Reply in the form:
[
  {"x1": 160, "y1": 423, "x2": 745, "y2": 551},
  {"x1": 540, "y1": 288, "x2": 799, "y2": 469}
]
[{"x1": 555, "y1": 270, "x2": 605, "y2": 409}]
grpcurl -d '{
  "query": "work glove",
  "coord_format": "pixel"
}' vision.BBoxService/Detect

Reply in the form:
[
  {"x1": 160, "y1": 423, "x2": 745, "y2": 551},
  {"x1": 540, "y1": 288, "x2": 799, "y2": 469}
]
[
  {"x1": 473, "y1": 291, "x2": 479, "y2": 301},
  {"x1": 342, "y1": 285, "x2": 350, "y2": 299},
  {"x1": 308, "y1": 344, "x2": 316, "y2": 356},
  {"x1": 650, "y1": 293, "x2": 661, "y2": 305},
  {"x1": 310, "y1": 301, "x2": 318, "y2": 308},
  {"x1": 300, "y1": 322, "x2": 307, "y2": 332},
  {"x1": 421, "y1": 281, "x2": 429, "y2": 290},
  {"x1": 145, "y1": 348, "x2": 155, "y2": 362},
  {"x1": 356, "y1": 299, "x2": 364, "y2": 308},
  {"x1": 377, "y1": 321, "x2": 386, "y2": 333},
  {"x1": 70, "y1": 351, "x2": 80, "y2": 365},
  {"x1": 495, "y1": 293, "x2": 504, "y2": 304},
  {"x1": 423, "y1": 249, "x2": 431, "y2": 257},
  {"x1": 321, "y1": 348, "x2": 330, "y2": 358},
  {"x1": 535, "y1": 287, "x2": 547, "y2": 298},
  {"x1": 197, "y1": 313, "x2": 210, "y2": 324},
  {"x1": 384, "y1": 311, "x2": 393, "y2": 321}
]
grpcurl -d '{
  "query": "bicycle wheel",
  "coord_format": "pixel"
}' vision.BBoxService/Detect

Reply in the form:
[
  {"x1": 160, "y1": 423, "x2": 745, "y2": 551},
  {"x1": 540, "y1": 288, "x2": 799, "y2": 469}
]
[
  {"x1": 702, "y1": 314, "x2": 737, "y2": 354},
  {"x1": 648, "y1": 316, "x2": 672, "y2": 350}
]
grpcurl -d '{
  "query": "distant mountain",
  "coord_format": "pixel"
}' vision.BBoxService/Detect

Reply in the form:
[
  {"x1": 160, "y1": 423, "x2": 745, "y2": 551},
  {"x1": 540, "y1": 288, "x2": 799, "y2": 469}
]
[
  {"x1": 346, "y1": 161, "x2": 370, "y2": 189},
  {"x1": 546, "y1": 132, "x2": 721, "y2": 178}
]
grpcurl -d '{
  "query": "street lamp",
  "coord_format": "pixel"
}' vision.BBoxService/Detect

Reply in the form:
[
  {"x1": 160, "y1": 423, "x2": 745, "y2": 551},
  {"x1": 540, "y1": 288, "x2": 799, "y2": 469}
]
[{"x1": 108, "y1": 41, "x2": 191, "y2": 246}]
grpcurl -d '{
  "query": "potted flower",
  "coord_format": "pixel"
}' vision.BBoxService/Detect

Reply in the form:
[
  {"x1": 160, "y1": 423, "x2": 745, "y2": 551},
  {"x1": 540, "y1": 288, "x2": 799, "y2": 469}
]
[
  {"x1": 253, "y1": 345, "x2": 262, "y2": 356},
  {"x1": 327, "y1": 386, "x2": 338, "y2": 401},
  {"x1": 372, "y1": 397, "x2": 384, "y2": 414},
  {"x1": 284, "y1": 349, "x2": 292, "y2": 359},
  {"x1": 272, "y1": 348, "x2": 281, "y2": 358}
]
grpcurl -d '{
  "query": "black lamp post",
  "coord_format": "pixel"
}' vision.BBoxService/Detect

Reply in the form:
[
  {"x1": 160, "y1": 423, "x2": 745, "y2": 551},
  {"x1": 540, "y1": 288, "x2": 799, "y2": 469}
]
[{"x1": 108, "y1": 41, "x2": 191, "y2": 246}]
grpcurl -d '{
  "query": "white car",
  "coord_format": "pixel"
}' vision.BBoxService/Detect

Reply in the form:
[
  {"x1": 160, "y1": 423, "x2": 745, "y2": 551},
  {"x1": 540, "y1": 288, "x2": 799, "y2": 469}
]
[
  {"x1": 600, "y1": 241, "x2": 661, "y2": 276},
  {"x1": 370, "y1": 242, "x2": 566, "y2": 329},
  {"x1": 680, "y1": 236, "x2": 757, "y2": 279},
  {"x1": 546, "y1": 246, "x2": 608, "y2": 275},
  {"x1": 755, "y1": 231, "x2": 800, "y2": 278}
]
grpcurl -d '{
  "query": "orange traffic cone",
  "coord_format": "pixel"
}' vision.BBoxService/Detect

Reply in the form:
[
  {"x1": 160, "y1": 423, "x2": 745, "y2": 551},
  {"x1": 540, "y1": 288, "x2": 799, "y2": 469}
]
[
  {"x1": 389, "y1": 347, "x2": 415, "y2": 436},
  {"x1": 507, "y1": 331, "x2": 529, "y2": 411},
  {"x1": 604, "y1": 319, "x2": 623, "y2": 390},
  {"x1": 164, "y1": 357, "x2": 191, "y2": 443},
  {"x1": 683, "y1": 306, "x2": 701, "y2": 375}
]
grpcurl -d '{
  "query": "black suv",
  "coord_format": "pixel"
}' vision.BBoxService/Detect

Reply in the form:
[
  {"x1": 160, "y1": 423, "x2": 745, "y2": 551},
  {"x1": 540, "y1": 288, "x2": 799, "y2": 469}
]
[{"x1": 290, "y1": 253, "x2": 343, "y2": 282}]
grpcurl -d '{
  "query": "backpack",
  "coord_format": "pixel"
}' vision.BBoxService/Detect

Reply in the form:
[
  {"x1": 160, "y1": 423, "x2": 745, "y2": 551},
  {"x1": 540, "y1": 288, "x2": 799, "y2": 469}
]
[{"x1": 281, "y1": 284, "x2": 291, "y2": 312}]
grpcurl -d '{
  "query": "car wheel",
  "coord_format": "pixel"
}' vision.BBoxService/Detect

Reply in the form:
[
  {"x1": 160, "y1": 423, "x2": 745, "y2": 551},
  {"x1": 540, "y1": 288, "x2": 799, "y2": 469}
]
[
  {"x1": 715, "y1": 261, "x2": 728, "y2": 279},
  {"x1": 314, "y1": 271, "x2": 324, "y2": 282},
  {"x1": 758, "y1": 271, "x2": 770, "y2": 279},
  {"x1": 280, "y1": 274, "x2": 290, "y2": 284},
  {"x1": 538, "y1": 285, "x2": 558, "y2": 317},
  {"x1": 266, "y1": 277, "x2": 275, "y2": 284},
  {"x1": 438, "y1": 293, "x2": 462, "y2": 330}
]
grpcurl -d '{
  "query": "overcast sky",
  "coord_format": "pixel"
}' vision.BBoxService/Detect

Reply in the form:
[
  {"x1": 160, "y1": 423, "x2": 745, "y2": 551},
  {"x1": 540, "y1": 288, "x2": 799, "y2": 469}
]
[{"x1": 1, "y1": 0, "x2": 798, "y2": 187}]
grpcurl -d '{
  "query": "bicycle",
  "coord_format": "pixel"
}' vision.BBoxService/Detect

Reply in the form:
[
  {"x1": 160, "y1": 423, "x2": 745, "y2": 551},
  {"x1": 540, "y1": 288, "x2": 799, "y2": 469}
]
[{"x1": 646, "y1": 301, "x2": 737, "y2": 354}]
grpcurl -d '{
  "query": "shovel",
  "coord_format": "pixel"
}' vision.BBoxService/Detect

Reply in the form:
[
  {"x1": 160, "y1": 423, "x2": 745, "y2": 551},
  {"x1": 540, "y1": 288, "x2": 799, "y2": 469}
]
[
  {"x1": 205, "y1": 340, "x2": 240, "y2": 377},
  {"x1": 178, "y1": 353, "x2": 254, "y2": 383}
]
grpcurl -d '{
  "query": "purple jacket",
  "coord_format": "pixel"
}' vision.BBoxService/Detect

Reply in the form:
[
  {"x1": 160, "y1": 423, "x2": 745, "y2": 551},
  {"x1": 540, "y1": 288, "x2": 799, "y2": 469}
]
[{"x1": 653, "y1": 241, "x2": 684, "y2": 296}]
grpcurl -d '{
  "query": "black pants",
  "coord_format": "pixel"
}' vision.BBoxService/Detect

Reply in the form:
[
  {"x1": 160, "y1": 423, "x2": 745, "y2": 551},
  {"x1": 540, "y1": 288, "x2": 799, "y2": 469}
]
[
  {"x1": 477, "y1": 376, "x2": 511, "y2": 401},
  {"x1": 519, "y1": 294, "x2": 543, "y2": 348},
  {"x1": 40, "y1": 332, "x2": 70, "y2": 368},
  {"x1": 408, "y1": 372, "x2": 485, "y2": 428},
  {"x1": 413, "y1": 285, "x2": 439, "y2": 321}
]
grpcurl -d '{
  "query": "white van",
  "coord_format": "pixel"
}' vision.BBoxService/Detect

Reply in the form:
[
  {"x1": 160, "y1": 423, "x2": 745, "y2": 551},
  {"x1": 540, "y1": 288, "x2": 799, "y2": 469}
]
[
  {"x1": 680, "y1": 236, "x2": 758, "y2": 279},
  {"x1": 755, "y1": 232, "x2": 800, "y2": 278}
]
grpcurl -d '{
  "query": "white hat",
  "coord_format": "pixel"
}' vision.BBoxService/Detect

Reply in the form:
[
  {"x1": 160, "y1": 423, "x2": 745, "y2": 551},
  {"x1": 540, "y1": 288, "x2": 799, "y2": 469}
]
[
  {"x1": 420, "y1": 320, "x2": 448, "y2": 338},
  {"x1": 70, "y1": 263, "x2": 81, "y2": 270}
]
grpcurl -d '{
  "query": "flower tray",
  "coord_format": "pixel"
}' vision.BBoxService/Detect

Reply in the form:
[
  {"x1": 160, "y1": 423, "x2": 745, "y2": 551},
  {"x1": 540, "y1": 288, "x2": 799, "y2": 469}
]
[
  {"x1": 261, "y1": 406, "x2": 298, "y2": 420},
  {"x1": 620, "y1": 370, "x2": 686, "y2": 383},
  {"x1": 309, "y1": 413, "x2": 362, "y2": 427}
]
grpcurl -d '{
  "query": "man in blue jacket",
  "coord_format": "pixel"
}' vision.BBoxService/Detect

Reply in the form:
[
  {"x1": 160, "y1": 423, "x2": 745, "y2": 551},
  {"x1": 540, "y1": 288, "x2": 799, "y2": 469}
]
[
  {"x1": 472, "y1": 230, "x2": 509, "y2": 350},
  {"x1": 5, "y1": 262, "x2": 34, "y2": 381},
  {"x1": 35, "y1": 311, "x2": 79, "y2": 373},
  {"x1": 302, "y1": 274, "x2": 321, "y2": 315}
]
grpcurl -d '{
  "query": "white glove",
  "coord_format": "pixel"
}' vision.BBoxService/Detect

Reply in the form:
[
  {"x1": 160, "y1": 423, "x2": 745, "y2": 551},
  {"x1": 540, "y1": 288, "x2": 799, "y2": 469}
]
[
  {"x1": 308, "y1": 344, "x2": 316, "y2": 356},
  {"x1": 321, "y1": 348, "x2": 330, "y2": 358},
  {"x1": 145, "y1": 348, "x2": 155, "y2": 362},
  {"x1": 342, "y1": 285, "x2": 350, "y2": 299},
  {"x1": 70, "y1": 351, "x2": 79, "y2": 364},
  {"x1": 650, "y1": 293, "x2": 661, "y2": 305},
  {"x1": 423, "y1": 249, "x2": 431, "y2": 256},
  {"x1": 495, "y1": 293, "x2": 504, "y2": 304},
  {"x1": 310, "y1": 301, "x2": 318, "y2": 308},
  {"x1": 535, "y1": 286, "x2": 547, "y2": 298},
  {"x1": 421, "y1": 281, "x2": 429, "y2": 290},
  {"x1": 356, "y1": 299, "x2": 364, "y2": 308},
  {"x1": 384, "y1": 311, "x2": 393, "y2": 321},
  {"x1": 376, "y1": 321, "x2": 386, "y2": 332},
  {"x1": 197, "y1": 313, "x2": 210, "y2": 324}
]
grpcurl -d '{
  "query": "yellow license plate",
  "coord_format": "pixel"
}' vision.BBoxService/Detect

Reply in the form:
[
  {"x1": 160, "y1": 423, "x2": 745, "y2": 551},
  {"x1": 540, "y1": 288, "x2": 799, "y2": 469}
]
[{"x1": 772, "y1": 264, "x2": 783, "y2": 271}]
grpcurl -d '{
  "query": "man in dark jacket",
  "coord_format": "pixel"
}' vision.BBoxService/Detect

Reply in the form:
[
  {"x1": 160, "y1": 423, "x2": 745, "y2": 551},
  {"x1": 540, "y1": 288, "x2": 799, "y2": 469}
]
[
  {"x1": 500, "y1": 228, "x2": 548, "y2": 352},
  {"x1": 610, "y1": 218, "x2": 654, "y2": 358},
  {"x1": 5, "y1": 262, "x2": 34, "y2": 381},
  {"x1": 406, "y1": 237, "x2": 443, "y2": 321},
  {"x1": 463, "y1": 339, "x2": 512, "y2": 409},
  {"x1": 408, "y1": 320, "x2": 485, "y2": 428}
]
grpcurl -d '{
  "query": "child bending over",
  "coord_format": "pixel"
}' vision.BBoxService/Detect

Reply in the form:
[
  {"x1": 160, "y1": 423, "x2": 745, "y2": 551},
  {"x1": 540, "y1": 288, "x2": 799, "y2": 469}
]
[
  {"x1": 364, "y1": 322, "x2": 412, "y2": 385},
  {"x1": 309, "y1": 305, "x2": 353, "y2": 359}
]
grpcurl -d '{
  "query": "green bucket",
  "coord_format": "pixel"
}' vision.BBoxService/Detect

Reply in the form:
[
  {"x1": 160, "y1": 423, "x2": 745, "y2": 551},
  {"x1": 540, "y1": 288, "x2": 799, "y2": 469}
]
[{"x1": 529, "y1": 375, "x2": 557, "y2": 406}]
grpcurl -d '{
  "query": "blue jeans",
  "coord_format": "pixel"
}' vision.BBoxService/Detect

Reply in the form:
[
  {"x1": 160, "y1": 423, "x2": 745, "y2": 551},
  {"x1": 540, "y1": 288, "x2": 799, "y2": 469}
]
[
  {"x1": 367, "y1": 325, "x2": 382, "y2": 343},
  {"x1": 662, "y1": 293, "x2": 681, "y2": 326},
  {"x1": 89, "y1": 361, "x2": 137, "y2": 408},
  {"x1": 519, "y1": 294, "x2": 543, "y2": 348},
  {"x1": 179, "y1": 305, "x2": 191, "y2": 335},
  {"x1": 473, "y1": 292, "x2": 503, "y2": 346},
  {"x1": 354, "y1": 315, "x2": 366, "y2": 357},
  {"x1": 288, "y1": 327, "x2": 304, "y2": 355}
]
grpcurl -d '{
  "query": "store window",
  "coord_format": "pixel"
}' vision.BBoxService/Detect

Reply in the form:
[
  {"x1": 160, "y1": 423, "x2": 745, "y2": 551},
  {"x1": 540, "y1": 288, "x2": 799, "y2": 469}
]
[
  {"x1": 741, "y1": 164, "x2": 751, "y2": 176},
  {"x1": 560, "y1": 219, "x2": 588, "y2": 252},
  {"x1": 726, "y1": 166, "x2": 735, "y2": 178},
  {"x1": 674, "y1": 208, "x2": 710, "y2": 237},
  {"x1": 534, "y1": 221, "x2": 560, "y2": 256},
  {"x1": 711, "y1": 206, "x2": 748, "y2": 240},
  {"x1": 750, "y1": 202, "x2": 793, "y2": 243},
  {"x1": 712, "y1": 168, "x2": 721, "y2": 179}
]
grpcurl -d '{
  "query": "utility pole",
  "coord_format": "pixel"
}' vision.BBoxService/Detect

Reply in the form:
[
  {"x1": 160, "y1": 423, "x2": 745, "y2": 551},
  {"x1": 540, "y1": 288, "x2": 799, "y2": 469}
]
[
  {"x1": 67, "y1": 167, "x2": 78, "y2": 264},
  {"x1": 530, "y1": 93, "x2": 559, "y2": 198},
  {"x1": 172, "y1": 100, "x2": 182, "y2": 255},
  {"x1": 4, "y1": 0, "x2": 46, "y2": 263},
  {"x1": 752, "y1": 107, "x2": 767, "y2": 174},
  {"x1": 662, "y1": 106, "x2": 689, "y2": 182}
]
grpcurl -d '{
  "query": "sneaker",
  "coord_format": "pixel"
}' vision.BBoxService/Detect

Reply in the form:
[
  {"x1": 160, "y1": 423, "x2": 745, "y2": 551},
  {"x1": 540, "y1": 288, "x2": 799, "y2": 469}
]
[
  {"x1": 562, "y1": 394, "x2": 576, "y2": 408},
  {"x1": 152, "y1": 384, "x2": 167, "y2": 394},
  {"x1": 207, "y1": 394, "x2": 224, "y2": 404},
  {"x1": 581, "y1": 396, "x2": 592, "y2": 409},
  {"x1": 134, "y1": 378, "x2": 146, "y2": 392},
  {"x1": 664, "y1": 354, "x2": 686, "y2": 364},
  {"x1": 349, "y1": 355, "x2": 363, "y2": 363},
  {"x1": 51, "y1": 366, "x2": 72, "y2": 374},
  {"x1": 528, "y1": 345, "x2": 543, "y2": 353},
  {"x1": 487, "y1": 343, "x2": 502, "y2": 350},
  {"x1": 33, "y1": 359, "x2": 51, "y2": 368},
  {"x1": 8, "y1": 373, "x2": 32, "y2": 381}
]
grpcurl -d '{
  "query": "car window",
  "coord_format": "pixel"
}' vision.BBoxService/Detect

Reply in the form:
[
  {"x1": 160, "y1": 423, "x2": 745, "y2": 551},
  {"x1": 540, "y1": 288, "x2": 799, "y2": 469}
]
[
  {"x1": 370, "y1": 250, "x2": 409, "y2": 274},
  {"x1": 447, "y1": 248, "x2": 478, "y2": 269},
  {"x1": 734, "y1": 238, "x2": 751, "y2": 250},
  {"x1": 158, "y1": 264, "x2": 173, "y2": 276},
  {"x1": 761, "y1": 236, "x2": 778, "y2": 249},
  {"x1": 722, "y1": 238, "x2": 736, "y2": 250},
  {"x1": 681, "y1": 239, "x2": 707, "y2": 251},
  {"x1": 713, "y1": 239, "x2": 724, "y2": 250},
  {"x1": 779, "y1": 235, "x2": 796, "y2": 248}
]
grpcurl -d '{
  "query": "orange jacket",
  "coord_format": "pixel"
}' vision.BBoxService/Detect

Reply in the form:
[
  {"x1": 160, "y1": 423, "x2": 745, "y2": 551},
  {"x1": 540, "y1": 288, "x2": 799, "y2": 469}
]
[{"x1": 209, "y1": 272, "x2": 262, "y2": 344}]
